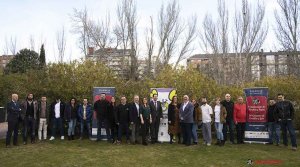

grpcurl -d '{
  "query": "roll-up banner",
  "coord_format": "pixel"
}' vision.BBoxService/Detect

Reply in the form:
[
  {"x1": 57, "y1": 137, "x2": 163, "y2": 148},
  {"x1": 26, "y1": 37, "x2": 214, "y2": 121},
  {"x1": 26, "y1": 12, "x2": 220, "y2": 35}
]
[
  {"x1": 244, "y1": 87, "x2": 269, "y2": 144},
  {"x1": 91, "y1": 87, "x2": 116, "y2": 140},
  {"x1": 150, "y1": 88, "x2": 177, "y2": 142}
]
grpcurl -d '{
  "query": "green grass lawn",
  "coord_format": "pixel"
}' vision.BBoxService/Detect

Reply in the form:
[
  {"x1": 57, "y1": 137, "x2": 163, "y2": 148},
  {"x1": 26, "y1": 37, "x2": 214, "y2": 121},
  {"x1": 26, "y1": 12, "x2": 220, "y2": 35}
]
[{"x1": 0, "y1": 138, "x2": 299, "y2": 167}]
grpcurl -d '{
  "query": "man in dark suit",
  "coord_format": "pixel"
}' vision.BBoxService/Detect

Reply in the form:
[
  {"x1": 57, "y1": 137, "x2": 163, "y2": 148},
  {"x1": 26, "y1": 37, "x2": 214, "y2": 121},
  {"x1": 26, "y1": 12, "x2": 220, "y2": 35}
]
[
  {"x1": 179, "y1": 95, "x2": 194, "y2": 146},
  {"x1": 129, "y1": 95, "x2": 141, "y2": 144},
  {"x1": 149, "y1": 94, "x2": 162, "y2": 143},
  {"x1": 6, "y1": 94, "x2": 22, "y2": 148}
]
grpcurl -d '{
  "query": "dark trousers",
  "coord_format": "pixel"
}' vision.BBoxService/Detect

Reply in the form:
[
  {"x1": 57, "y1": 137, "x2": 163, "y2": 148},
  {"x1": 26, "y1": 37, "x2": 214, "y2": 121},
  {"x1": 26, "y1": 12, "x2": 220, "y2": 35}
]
[
  {"x1": 281, "y1": 120, "x2": 297, "y2": 147},
  {"x1": 97, "y1": 118, "x2": 111, "y2": 140},
  {"x1": 6, "y1": 117, "x2": 19, "y2": 146},
  {"x1": 111, "y1": 123, "x2": 118, "y2": 142},
  {"x1": 150, "y1": 117, "x2": 160, "y2": 142},
  {"x1": 80, "y1": 120, "x2": 91, "y2": 138},
  {"x1": 223, "y1": 118, "x2": 235, "y2": 143},
  {"x1": 268, "y1": 122, "x2": 280, "y2": 144},
  {"x1": 118, "y1": 123, "x2": 129, "y2": 141},
  {"x1": 182, "y1": 123, "x2": 193, "y2": 146},
  {"x1": 141, "y1": 119, "x2": 150, "y2": 144},
  {"x1": 23, "y1": 116, "x2": 36, "y2": 143},
  {"x1": 131, "y1": 119, "x2": 141, "y2": 143},
  {"x1": 236, "y1": 123, "x2": 245, "y2": 144},
  {"x1": 51, "y1": 117, "x2": 64, "y2": 137}
]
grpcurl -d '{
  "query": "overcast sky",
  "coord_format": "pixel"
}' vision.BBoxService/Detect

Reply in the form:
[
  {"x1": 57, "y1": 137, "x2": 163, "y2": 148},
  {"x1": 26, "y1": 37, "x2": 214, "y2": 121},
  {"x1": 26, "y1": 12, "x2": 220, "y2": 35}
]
[{"x1": 0, "y1": 0, "x2": 280, "y2": 64}]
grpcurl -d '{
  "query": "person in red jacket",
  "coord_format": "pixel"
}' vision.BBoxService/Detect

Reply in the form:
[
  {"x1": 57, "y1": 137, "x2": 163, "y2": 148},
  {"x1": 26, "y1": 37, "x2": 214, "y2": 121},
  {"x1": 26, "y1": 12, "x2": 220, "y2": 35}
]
[{"x1": 234, "y1": 96, "x2": 247, "y2": 144}]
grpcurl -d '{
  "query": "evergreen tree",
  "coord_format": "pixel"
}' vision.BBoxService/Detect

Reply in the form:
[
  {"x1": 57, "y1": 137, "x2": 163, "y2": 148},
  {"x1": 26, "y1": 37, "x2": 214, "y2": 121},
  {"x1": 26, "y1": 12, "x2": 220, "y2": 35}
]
[
  {"x1": 39, "y1": 44, "x2": 46, "y2": 67},
  {"x1": 5, "y1": 48, "x2": 40, "y2": 74}
]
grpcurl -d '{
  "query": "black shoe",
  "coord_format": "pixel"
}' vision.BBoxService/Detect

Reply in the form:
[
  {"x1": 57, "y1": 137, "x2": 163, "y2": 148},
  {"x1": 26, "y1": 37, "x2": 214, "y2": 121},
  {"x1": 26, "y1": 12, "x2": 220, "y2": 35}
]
[
  {"x1": 71, "y1": 135, "x2": 74, "y2": 140},
  {"x1": 68, "y1": 136, "x2": 71, "y2": 141},
  {"x1": 215, "y1": 140, "x2": 220, "y2": 145},
  {"x1": 220, "y1": 140, "x2": 225, "y2": 146},
  {"x1": 13, "y1": 143, "x2": 19, "y2": 146},
  {"x1": 142, "y1": 142, "x2": 148, "y2": 146},
  {"x1": 151, "y1": 141, "x2": 155, "y2": 144}
]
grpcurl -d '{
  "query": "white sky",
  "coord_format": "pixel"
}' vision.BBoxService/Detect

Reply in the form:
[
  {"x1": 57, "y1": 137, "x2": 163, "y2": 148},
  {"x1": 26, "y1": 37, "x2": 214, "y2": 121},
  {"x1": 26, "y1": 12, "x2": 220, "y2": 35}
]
[{"x1": 0, "y1": 0, "x2": 280, "y2": 64}]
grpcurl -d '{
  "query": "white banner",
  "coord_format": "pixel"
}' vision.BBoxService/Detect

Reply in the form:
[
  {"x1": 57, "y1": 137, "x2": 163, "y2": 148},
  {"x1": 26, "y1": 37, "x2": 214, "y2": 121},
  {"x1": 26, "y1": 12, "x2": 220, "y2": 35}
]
[{"x1": 150, "y1": 88, "x2": 177, "y2": 142}]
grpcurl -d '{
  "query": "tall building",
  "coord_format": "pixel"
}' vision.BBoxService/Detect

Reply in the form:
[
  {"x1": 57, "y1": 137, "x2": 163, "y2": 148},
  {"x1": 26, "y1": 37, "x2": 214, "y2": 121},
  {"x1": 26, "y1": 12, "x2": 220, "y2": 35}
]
[{"x1": 86, "y1": 47, "x2": 149, "y2": 79}]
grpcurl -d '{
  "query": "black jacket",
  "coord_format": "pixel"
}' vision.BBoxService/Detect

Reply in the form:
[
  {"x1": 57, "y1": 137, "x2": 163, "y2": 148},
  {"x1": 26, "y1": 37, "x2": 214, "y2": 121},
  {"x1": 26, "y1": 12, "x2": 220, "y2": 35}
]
[
  {"x1": 94, "y1": 99, "x2": 110, "y2": 120},
  {"x1": 49, "y1": 101, "x2": 65, "y2": 120},
  {"x1": 109, "y1": 103, "x2": 117, "y2": 124},
  {"x1": 129, "y1": 102, "x2": 141, "y2": 124},
  {"x1": 168, "y1": 103, "x2": 180, "y2": 125},
  {"x1": 267, "y1": 105, "x2": 276, "y2": 122},
  {"x1": 115, "y1": 103, "x2": 130, "y2": 124},
  {"x1": 274, "y1": 100, "x2": 295, "y2": 121},
  {"x1": 149, "y1": 100, "x2": 163, "y2": 122},
  {"x1": 64, "y1": 104, "x2": 78, "y2": 121},
  {"x1": 221, "y1": 100, "x2": 234, "y2": 120}
]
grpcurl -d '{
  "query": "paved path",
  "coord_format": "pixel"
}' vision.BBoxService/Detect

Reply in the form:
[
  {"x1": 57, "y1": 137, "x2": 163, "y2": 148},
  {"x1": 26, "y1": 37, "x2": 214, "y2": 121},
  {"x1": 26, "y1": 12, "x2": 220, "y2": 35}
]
[{"x1": 0, "y1": 122, "x2": 7, "y2": 139}]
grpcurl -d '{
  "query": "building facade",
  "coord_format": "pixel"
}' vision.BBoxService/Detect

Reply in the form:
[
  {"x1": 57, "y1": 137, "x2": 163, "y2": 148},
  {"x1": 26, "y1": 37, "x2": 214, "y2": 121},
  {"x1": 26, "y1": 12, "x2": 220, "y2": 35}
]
[
  {"x1": 187, "y1": 51, "x2": 300, "y2": 84},
  {"x1": 0, "y1": 55, "x2": 14, "y2": 69}
]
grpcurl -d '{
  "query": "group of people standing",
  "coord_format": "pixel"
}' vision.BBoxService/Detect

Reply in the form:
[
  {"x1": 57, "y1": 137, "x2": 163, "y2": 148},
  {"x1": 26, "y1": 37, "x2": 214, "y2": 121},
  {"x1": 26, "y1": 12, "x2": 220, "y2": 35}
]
[{"x1": 5, "y1": 92, "x2": 297, "y2": 151}]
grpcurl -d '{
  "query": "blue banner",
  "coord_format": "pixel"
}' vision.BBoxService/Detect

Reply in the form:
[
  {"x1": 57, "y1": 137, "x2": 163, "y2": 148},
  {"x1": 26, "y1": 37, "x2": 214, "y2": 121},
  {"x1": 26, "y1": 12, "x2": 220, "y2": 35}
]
[{"x1": 91, "y1": 87, "x2": 116, "y2": 140}]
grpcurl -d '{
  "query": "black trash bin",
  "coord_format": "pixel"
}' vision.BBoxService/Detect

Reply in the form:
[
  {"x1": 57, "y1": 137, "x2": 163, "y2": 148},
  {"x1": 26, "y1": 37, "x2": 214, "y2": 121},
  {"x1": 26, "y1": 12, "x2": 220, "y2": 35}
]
[{"x1": 0, "y1": 107, "x2": 6, "y2": 123}]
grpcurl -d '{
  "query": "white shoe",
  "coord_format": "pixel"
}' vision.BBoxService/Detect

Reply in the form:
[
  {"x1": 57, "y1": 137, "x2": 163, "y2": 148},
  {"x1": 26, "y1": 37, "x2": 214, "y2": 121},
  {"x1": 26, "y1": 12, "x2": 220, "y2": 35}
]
[
  {"x1": 207, "y1": 143, "x2": 211, "y2": 146},
  {"x1": 49, "y1": 136, "x2": 55, "y2": 141},
  {"x1": 61, "y1": 136, "x2": 64, "y2": 140}
]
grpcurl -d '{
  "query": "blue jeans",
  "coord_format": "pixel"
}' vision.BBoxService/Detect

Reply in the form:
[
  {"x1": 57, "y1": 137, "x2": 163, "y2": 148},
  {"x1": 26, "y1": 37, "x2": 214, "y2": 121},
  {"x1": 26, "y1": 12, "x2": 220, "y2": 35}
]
[
  {"x1": 192, "y1": 123, "x2": 198, "y2": 143},
  {"x1": 222, "y1": 118, "x2": 235, "y2": 143},
  {"x1": 215, "y1": 122, "x2": 224, "y2": 140},
  {"x1": 68, "y1": 119, "x2": 77, "y2": 136},
  {"x1": 268, "y1": 122, "x2": 280, "y2": 144},
  {"x1": 280, "y1": 120, "x2": 297, "y2": 147},
  {"x1": 80, "y1": 120, "x2": 91, "y2": 137},
  {"x1": 51, "y1": 117, "x2": 64, "y2": 137}
]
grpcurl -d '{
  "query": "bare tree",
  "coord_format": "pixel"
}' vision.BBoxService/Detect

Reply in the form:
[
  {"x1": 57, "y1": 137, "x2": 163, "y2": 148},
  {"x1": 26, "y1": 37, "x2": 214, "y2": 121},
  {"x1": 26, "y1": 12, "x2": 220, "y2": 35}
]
[
  {"x1": 70, "y1": 7, "x2": 91, "y2": 56},
  {"x1": 232, "y1": 0, "x2": 268, "y2": 83},
  {"x1": 155, "y1": 0, "x2": 181, "y2": 65},
  {"x1": 2, "y1": 37, "x2": 9, "y2": 55},
  {"x1": 274, "y1": 0, "x2": 300, "y2": 76},
  {"x1": 115, "y1": 0, "x2": 139, "y2": 80},
  {"x1": 174, "y1": 15, "x2": 197, "y2": 68},
  {"x1": 145, "y1": 16, "x2": 155, "y2": 76},
  {"x1": 56, "y1": 26, "x2": 67, "y2": 63},
  {"x1": 87, "y1": 13, "x2": 114, "y2": 49},
  {"x1": 199, "y1": 0, "x2": 267, "y2": 85},
  {"x1": 199, "y1": 0, "x2": 230, "y2": 84},
  {"x1": 29, "y1": 35, "x2": 35, "y2": 51},
  {"x1": 8, "y1": 36, "x2": 17, "y2": 55}
]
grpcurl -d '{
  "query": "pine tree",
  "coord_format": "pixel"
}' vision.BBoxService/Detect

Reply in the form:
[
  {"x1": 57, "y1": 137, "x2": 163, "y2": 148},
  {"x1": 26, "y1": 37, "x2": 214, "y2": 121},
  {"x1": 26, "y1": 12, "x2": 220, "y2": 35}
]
[{"x1": 39, "y1": 44, "x2": 46, "y2": 67}]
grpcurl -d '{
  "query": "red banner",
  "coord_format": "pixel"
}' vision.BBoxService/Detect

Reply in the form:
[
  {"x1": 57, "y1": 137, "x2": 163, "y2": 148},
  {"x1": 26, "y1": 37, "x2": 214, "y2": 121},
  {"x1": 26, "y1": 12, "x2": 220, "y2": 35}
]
[{"x1": 246, "y1": 95, "x2": 268, "y2": 122}]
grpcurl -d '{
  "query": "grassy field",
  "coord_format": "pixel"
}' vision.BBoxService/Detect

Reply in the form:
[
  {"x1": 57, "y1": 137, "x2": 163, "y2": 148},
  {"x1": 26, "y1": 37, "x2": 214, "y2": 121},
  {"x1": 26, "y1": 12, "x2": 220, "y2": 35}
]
[{"x1": 0, "y1": 138, "x2": 299, "y2": 167}]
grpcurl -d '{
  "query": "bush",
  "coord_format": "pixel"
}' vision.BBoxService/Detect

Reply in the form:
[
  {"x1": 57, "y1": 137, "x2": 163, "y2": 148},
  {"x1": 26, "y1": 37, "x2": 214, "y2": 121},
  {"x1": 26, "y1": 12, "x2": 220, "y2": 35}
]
[{"x1": 0, "y1": 60, "x2": 299, "y2": 129}]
